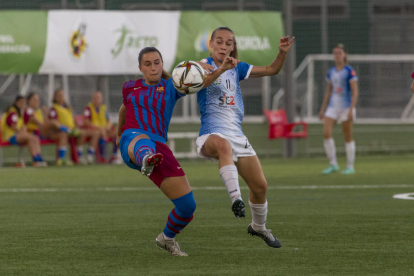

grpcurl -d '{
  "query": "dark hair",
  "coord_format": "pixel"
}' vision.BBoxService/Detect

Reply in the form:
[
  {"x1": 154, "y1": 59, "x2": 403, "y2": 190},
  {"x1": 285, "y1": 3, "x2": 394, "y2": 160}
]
[
  {"x1": 138, "y1": 47, "x2": 171, "y2": 80},
  {"x1": 4, "y1": 95, "x2": 25, "y2": 116},
  {"x1": 334, "y1": 43, "x2": 348, "y2": 64},
  {"x1": 26, "y1": 92, "x2": 37, "y2": 103},
  {"x1": 210, "y1": 27, "x2": 238, "y2": 59},
  {"x1": 53, "y1": 89, "x2": 71, "y2": 109}
]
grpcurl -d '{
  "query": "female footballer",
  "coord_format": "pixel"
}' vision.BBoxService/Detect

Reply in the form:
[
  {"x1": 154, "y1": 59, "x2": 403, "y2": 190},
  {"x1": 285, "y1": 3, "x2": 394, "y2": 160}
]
[
  {"x1": 318, "y1": 44, "x2": 359, "y2": 175},
  {"x1": 196, "y1": 27, "x2": 294, "y2": 248},
  {"x1": 116, "y1": 47, "x2": 237, "y2": 256}
]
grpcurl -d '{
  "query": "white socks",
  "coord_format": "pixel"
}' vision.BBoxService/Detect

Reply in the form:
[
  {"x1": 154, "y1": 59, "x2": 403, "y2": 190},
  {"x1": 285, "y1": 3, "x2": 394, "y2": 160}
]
[
  {"x1": 249, "y1": 200, "x2": 268, "y2": 231},
  {"x1": 324, "y1": 138, "x2": 338, "y2": 166},
  {"x1": 345, "y1": 141, "x2": 355, "y2": 169},
  {"x1": 219, "y1": 165, "x2": 242, "y2": 203}
]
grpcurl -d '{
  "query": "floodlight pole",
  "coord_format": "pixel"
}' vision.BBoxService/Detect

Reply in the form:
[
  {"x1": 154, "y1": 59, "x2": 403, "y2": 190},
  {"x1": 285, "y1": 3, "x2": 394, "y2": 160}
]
[{"x1": 283, "y1": 0, "x2": 296, "y2": 157}]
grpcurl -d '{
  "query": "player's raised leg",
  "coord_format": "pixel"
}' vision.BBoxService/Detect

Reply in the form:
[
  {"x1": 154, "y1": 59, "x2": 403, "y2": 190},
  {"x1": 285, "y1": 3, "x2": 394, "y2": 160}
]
[
  {"x1": 341, "y1": 119, "x2": 355, "y2": 174},
  {"x1": 127, "y1": 134, "x2": 162, "y2": 176},
  {"x1": 322, "y1": 117, "x2": 339, "y2": 174},
  {"x1": 236, "y1": 155, "x2": 281, "y2": 248},
  {"x1": 201, "y1": 134, "x2": 245, "y2": 218}
]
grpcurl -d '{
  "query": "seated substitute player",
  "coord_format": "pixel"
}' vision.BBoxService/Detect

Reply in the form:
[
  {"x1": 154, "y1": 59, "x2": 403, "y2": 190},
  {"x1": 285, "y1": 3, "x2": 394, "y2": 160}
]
[
  {"x1": 1, "y1": 96, "x2": 46, "y2": 167},
  {"x1": 49, "y1": 89, "x2": 99, "y2": 164},
  {"x1": 24, "y1": 92, "x2": 73, "y2": 166},
  {"x1": 411, "y1": 72, "x2": 414, "y2": 93},
  {"x1": 117, "y1": 47, "x2": 237, "y2": 256},
  {"x1": 196, "y1": 27, "x2": 294, "y2": 248},
  {"x1": 83, "y1": 91, "x2": 120, "y2": 164},
  {"x1": 318, "y1": 44, "x2": 359, "y2": 175}
]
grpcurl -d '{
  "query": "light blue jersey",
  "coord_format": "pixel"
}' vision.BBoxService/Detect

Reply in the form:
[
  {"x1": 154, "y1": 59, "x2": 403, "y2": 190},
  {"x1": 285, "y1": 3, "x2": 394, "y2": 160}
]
[
  {"x1": 198, "y1": 57, "x2": 253, "y2": 136},
  {"x1": 326, "y1": 65, "x2": 358, "y2": 109}
]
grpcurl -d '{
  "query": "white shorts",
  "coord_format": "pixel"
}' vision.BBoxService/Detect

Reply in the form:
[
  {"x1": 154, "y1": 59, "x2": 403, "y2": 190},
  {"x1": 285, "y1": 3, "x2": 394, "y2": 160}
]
[
  {"x1": 325, "y1": 107, "x2": 356, "y2": 123},
  {"x1": 196, "y1": 133, "x2": 257, "y2": 162}
]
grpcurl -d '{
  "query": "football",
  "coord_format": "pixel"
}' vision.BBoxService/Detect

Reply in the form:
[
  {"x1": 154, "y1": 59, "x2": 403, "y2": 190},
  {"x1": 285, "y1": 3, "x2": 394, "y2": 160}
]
[{"x1": 172, "y1": 61, "x2": 206, "y2": 95}]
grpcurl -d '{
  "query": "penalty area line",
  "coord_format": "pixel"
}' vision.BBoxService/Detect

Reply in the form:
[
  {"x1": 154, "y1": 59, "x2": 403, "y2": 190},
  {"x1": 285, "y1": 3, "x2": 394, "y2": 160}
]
[{"x1": 0, "y1": 184, "x2": 413, "y2": 193}]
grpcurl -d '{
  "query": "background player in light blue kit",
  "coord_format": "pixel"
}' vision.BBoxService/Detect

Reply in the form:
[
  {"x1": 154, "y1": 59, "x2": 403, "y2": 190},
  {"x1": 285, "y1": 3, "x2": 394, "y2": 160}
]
[
  {"x1": 318, "y1": 44, "x2": 359, "y2": 175},
  {"x1": 196, "y1": 27, "x2": 295, "y2": 248}
]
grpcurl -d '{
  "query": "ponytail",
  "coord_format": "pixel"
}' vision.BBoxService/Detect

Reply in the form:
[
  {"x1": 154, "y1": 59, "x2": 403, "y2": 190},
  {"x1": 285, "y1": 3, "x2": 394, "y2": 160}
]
[
  {"x1": 162, "y1": 69, "x2": 171, "y2": 80},
  {"x1": 210, "y1": 27, "x2": 238, "y2": 59}
]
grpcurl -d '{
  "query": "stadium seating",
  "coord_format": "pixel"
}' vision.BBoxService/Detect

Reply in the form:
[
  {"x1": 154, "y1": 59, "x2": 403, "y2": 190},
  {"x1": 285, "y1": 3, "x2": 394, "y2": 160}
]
[{"x1": 263, "y1": 109, "x2": 307, "y2": 140}]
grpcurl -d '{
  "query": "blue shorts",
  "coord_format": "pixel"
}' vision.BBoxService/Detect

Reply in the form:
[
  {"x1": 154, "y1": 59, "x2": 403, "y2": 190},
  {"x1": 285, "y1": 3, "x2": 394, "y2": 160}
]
[
  {"x1": 120, "y1": 128, "x2": 185, "y2": 187},
  {"x1": 9, "y1": 135, "x2": 18, "y2": 145},
  {"x1": 120, "y1": 129, "x2": 166, "y2": 171},
  {"x1": 120, "y1": 130, "x2": 143, "y2": 171}
]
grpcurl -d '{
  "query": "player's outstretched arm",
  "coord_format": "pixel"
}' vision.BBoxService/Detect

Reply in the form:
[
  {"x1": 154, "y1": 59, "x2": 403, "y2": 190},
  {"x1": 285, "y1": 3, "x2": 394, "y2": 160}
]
[
  {"x1": 202, "y1": 56, "x2": 238, "y2": 89},
  {"x1": 116, "y1": 104, "x2": 126, "y2": 147},
  {"x1": 249, "y1": 36, "x2": 295, "y2": 78}
]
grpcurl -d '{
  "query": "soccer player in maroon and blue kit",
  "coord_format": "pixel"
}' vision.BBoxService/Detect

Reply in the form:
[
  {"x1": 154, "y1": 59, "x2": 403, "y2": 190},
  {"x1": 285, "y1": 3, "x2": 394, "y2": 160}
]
[{"x1": 116, "y1": 47, "x2": 237, "y2": 256}]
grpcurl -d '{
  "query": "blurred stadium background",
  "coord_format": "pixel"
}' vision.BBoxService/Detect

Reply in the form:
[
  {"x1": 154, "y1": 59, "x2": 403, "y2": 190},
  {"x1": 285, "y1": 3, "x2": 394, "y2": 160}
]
[{"x1": 1, "y1": 0, "x2": 414, "y2": 162}]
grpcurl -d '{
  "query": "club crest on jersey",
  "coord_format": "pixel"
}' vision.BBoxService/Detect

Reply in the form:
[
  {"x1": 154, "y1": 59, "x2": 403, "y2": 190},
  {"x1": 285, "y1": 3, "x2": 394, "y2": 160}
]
[
  {"x1": 156, "y1": 87, "x2": 165, "y2": 93},
  {"x1": 214, "y1": 78, "x2": 222, "y2": 85}
]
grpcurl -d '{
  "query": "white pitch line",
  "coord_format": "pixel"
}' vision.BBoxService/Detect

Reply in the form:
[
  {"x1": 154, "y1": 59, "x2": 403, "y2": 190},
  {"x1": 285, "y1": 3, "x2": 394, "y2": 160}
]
[
  {"x1": 0, "y1": 184, "x2": 413, "y2": 193},
  {"x1": 393, "y1": 193, "x2": 414, "y2": 200}
]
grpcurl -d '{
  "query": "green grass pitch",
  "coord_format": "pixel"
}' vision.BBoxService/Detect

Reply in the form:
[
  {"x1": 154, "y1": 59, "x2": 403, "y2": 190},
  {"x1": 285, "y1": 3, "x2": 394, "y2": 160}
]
[{"x1": 1, "y1": 155, "x2": 414, "y2": 275}]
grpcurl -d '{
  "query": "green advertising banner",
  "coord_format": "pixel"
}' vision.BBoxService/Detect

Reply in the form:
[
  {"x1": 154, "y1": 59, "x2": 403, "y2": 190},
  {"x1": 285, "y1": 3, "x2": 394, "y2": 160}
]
[
  {"x1": 0, "y1": 11, "x2": 48, "y2": 74},
  {"x1": 175, "y1": 12, "x2": 284, "y2": 66}
]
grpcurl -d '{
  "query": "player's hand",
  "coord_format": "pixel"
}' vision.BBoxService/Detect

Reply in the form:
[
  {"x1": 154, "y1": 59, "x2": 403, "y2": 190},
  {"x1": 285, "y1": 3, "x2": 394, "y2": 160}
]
[
  {"x1": 319, "y1": 110, "x2": 324, "y2": 120},
  {"x1": 197, "y1": 62, "x2": 214, "y2": 74},
  {"x1": 41, "y1": 105, "x2": 48, "y2": 114},
  {"x1": 221, "y1": 56, "x2": 239, "y2": 71},
  {"x1": 279, "y1": 36, "x2": 295, "y2": 53},
  {"x1": 116, "y1": 135, "x2": 121, "y2": 147}
]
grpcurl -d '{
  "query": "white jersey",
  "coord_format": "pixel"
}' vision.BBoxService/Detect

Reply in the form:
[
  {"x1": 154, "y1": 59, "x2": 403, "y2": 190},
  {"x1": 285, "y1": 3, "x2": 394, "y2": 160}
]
[
  {"x1": 197, "y1": 57, "x2": 253, "y2": 136},
  {"x1": 326, "y1": 65, "x2": 358, "y2": 109}
]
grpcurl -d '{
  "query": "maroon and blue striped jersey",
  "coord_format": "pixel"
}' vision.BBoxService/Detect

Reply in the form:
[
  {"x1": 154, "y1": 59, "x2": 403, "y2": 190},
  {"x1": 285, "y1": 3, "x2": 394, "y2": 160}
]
[{"x1": 122, "y1": 78, "x2": 184, "y2": 143}]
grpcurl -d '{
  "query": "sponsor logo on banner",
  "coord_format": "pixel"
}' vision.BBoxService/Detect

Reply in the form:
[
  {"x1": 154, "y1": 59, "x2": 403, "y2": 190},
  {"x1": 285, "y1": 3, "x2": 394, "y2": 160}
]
[
  {"x1": 194, "y1": 30, "x2": 213, "y2": 54},
  {"x1": 111, "y1": 25, "x2": 158, "y2": 58},
  {"x1": 235, "y1": 36, "x2": 271, "y2": 51},
  {"x1": 193, "y1": 31, "x2": 271, "y2": 56},
  {"x1": 69, "y1": 23, "x2": 87, "y2": 59},
  {"x1": 0, "y1": 34, "x2": 31, "y2": 54}
]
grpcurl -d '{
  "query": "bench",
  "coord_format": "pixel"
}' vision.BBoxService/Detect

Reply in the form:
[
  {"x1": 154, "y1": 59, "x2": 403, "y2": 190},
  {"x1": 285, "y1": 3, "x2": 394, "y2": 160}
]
[{"x1": 0, "y1": 127, "x2": 56, "y2": 167}]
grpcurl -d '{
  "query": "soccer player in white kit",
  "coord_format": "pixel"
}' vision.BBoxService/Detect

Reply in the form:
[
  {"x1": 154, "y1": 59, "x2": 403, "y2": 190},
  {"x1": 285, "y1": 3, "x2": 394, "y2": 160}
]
[
  {"x1": 196, "y1": 27, "x2": 294, "y2": 248},
  {"x1": 318, "y1": 44, "x2": 359, "y2": 175}
]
